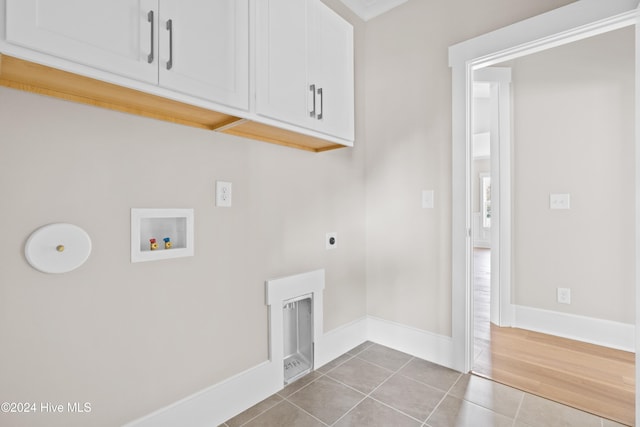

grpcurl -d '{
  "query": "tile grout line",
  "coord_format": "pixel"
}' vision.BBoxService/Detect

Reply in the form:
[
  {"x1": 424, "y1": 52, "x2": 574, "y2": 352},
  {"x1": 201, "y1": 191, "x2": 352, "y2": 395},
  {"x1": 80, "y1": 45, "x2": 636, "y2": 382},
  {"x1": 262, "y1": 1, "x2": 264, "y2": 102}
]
[
  {"x1": 352, "y1": 347, "x2": 414, "y2": 372},
  {"x1": 280, "y1": 373, "x2": 334, "y2": 427},
  {"x1": 229, "y1": 343, "x2": 454, "y2": 426},
  {"x1": 324, "y1": 347, "x2": 416, "y2": 397},
  {"x1": 282, "y1": 351, "x2": 364, "y2": 427},
  {"x1": 511, "y1": 391, "x2": 526, "y2": 427},
  {"x1": 366, "y1": 394, "x2": 426, "y2": 424},
  {"x1": 328, "y1": 394, "x2": 369, "y2": 426},
  {"x1": 421, "y1": 370, "x2": 465, "y2": 426},
  {"x1": 283, "y1": 351, "x2": 356, "y2": 399},
  {"x1": 343, "y1": 354, "x2": 466, "y2": 426},
  {"x1": 362, "y1": 356, "x2": 432, "y2": 423},
  {"x1": 227, "y1": 341, "x2": 622, "y2": 426},
  {"x1": 282, "y1": 370, "x2": 331, "y2": 398},
  {"x1": 232, "y1": 344, "x2": 371, "y2": 426},
  {"x1": 233, "y1": 363, "x2": 336, "y2": 426},
  {"x1": 233, "y1": 398, "x2": 286, "y2": 427},
  {"x1": 283, "y1": 397, "x2": 332, "y2": 427},
  {"x1": 329, "y1": 355, "x2": 426, "y2": 426},
  {"x1": 367, "y1": 355, "x2": 441, "y2": 424}
]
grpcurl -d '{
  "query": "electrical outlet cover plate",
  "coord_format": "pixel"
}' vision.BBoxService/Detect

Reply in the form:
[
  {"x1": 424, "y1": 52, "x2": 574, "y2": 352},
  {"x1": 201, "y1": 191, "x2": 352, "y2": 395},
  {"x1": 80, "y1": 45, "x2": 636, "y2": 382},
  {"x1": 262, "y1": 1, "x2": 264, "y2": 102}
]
[
  {"x1": 216, "y1": 181, "x2": 232, "y2": 207},
  {"x1": 550, "y1": 193, "x2": 570, "y2": 210},
  {"x1": 557, "y1": 287, "x2": 571, "y2": 304}
]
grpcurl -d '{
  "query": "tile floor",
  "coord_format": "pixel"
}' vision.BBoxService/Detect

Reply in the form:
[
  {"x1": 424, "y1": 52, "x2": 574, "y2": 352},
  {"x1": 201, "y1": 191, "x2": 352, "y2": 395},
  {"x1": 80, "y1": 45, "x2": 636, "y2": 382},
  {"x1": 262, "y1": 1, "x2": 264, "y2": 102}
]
[{"x1": 221, "y1": 342, "x2": 626, "y2": 427}]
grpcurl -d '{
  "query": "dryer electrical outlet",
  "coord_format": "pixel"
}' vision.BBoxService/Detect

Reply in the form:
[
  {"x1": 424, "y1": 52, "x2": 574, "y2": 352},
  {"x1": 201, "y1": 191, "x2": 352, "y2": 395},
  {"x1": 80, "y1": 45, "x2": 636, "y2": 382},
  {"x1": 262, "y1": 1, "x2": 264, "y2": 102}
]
[{"x1": 326, "y1": 232, "x2": 337, "y2": 250}]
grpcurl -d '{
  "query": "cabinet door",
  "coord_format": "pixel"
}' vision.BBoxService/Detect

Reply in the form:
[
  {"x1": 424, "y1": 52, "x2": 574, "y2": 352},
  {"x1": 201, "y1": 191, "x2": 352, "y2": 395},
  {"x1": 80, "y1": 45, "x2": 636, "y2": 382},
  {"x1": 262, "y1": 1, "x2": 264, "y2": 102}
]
[
  {"x1": 6, "y1": 0, "x2": 158, "y2": 83},
  {"x1": 309, "y1": 1, "x2": 354, "y2": 141},
  {"x1": 158, "y1": 0, "x2": 249, "y2": 110},
  {"x1": 255, "y1": 0, "x2": 312, "y2": 129}
]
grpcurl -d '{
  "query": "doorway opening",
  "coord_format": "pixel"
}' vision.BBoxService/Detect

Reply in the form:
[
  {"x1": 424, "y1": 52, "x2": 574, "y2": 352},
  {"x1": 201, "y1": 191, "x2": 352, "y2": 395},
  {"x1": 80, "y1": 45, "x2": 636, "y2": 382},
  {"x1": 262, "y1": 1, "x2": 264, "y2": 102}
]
[
  {"x1": 471, "y1": 82, "x2": 494, "y2": 371},
  {"x1": 466, "y1": 26, "x2": 636, "y2": 427},
  {"x1": 469, "y1": 71, "x2": 512, "y2": 374},
  {"x1": 450, "y1": 2, "x2": 639, "y2": 425}
]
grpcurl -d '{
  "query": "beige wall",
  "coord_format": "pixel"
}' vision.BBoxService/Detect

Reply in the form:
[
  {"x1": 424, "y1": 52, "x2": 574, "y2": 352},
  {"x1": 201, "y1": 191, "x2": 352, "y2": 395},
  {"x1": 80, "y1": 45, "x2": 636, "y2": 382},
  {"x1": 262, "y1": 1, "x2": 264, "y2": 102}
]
[
  {"x1": 0, "y1": 2, "x2": 365, "y2": 422},
  {"x1": 511, "y1": 27, "x2": 635, "y2": 323},
  {"x1": 363, "y1": 0, "x2": 575, "y2": 335},
  {"x1": 0, "y1": 0, "x2": 594, "y2": 426},
  {"x1": 0, "y1": 87, "x2": 366, "y2": 427}
]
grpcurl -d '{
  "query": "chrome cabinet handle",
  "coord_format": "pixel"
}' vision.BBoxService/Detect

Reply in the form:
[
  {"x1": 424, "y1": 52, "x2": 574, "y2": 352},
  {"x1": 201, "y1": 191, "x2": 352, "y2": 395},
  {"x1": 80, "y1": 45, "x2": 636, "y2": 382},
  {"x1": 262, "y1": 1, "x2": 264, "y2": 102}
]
[
  {"x1": 309, "y1": 84, "x2": 316, "y2": 118},
  {"x1": 147, "y1": 11, "x2": 154, "y2": 64},
  {"x1": 317, "y1": 87, "x2": 323, "y2": 120},
  {"x1": 166, "y1": 19, "x2": 173, "y2": 70}
]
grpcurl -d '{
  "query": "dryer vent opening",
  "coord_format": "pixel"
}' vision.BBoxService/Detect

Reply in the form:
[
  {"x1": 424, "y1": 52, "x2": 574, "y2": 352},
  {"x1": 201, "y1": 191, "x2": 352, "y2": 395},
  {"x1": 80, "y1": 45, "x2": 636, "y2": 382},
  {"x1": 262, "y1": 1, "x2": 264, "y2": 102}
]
[{"x1": 283, "y1": 294, "x2": 313, "y2": 385}]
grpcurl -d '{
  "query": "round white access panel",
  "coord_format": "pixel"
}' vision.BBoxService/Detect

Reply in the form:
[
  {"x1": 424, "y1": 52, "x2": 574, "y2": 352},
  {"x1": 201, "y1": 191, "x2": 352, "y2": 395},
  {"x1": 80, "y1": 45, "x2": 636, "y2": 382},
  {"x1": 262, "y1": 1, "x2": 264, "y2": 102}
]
[{"x1": 25, "y1": 223, "x2": 92, "y2": 274}]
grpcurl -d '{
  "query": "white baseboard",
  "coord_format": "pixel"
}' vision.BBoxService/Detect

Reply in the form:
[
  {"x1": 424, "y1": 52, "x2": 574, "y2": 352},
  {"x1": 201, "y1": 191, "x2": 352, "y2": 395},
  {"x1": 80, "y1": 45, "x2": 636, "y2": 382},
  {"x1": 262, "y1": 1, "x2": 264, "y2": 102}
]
[
  {"x1": 473, "y1": 241, "x2": 491, "y2": 249},
  {"x1": 123, "y1": 316, "x2": 453, "y2": 427},
  {"x1": 122, "y1": 360, "x2": 279, "y2": 427},
  {"x1": 514, "y1": 305, "x2": 635, "y2": 352},
  {"x1": 315, "y1": 316, "x2": 368, "y2": 369},
  {"x1": 366, "y1": 316, "x2": 454, "y2": 369},
  {"x1": 123, "y1": 307, "x2": 633, "y2": 427}
]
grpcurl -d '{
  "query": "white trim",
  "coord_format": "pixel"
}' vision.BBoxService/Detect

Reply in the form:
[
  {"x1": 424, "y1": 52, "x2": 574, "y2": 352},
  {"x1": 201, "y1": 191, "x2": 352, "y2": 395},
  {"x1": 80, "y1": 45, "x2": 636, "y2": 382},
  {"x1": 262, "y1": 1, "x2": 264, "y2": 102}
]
[
  {"x1": 122, "y1": 316, "x2": 453, "y2": 426},
  {"x1": 265, "y1": 269, "x2": 325, "y2": 389},
  {"x1": 121, "y1": 360, "x2": 278, "y2": 427},
  {"x1": 366, "y1": 316, "x2": 454, "y2": 369},
  {"x1": 448, "y1": 0, "x2": 640, "y2": 69},
  {"x1": 122, "y1": 307, "x2": 635, "y2": 426},
  {"x1": 339, "y1": 0, "x2": 408, "y2": 21},
  {"x1": 315, "y1": 316, "x2": 368, "y2": 368},
  {"x1": 449, "y1": 0, "x2": 640, "y2": 376},
  {"x1": 130, "y1": 208, "x2": 194, "y2": 263},
  {"x1": 513, "y1": 305, "x2": 635, "y2": 353},
  {"x1": 473, "y1": 68, "x2": 513, "y2": 329},
  {"x1": 635, "y1": 6, "x2": 640, "y2": 423}
]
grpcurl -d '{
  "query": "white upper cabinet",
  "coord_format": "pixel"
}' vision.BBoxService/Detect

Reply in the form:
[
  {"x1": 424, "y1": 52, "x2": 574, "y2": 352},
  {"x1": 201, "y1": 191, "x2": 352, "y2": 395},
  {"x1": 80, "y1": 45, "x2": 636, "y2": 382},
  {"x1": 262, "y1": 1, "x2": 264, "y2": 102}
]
[
  {"x1": 2, "y1": 0, "x2": 352, "y2": 149},
  {"x1": 6, "y1": 0, "x2": 159, "y2": 83},
  {"x1": 309, "y1": 0, "x2": 355, "y2": 142},
  {"x1": 255, "y1": 0, "x2": 308, "y2": 130},
  {"x1": 157, "y1": 1, "x2": 248, "y2": 109},
  {"x1": 255, "y1": 0, "x2": 354, "y2": 142},
  {"x1": 5, "y1": 0, "x2": 249, "y2": 110}
]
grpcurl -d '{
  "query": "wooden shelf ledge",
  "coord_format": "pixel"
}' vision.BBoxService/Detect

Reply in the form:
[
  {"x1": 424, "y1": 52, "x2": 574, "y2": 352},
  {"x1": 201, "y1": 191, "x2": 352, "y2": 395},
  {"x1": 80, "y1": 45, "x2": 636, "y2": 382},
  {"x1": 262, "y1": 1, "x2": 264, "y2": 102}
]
[{"x1": 0, "y1": 54, "x2": 346, "y2": 153}]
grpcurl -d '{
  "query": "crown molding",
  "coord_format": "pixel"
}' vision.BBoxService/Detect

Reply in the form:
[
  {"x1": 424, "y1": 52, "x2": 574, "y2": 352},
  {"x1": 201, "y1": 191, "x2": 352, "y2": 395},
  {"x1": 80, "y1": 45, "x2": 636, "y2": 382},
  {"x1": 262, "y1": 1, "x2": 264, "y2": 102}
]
[{"x1": 339, "y1": 0, "x2": 408, "y2": 21}]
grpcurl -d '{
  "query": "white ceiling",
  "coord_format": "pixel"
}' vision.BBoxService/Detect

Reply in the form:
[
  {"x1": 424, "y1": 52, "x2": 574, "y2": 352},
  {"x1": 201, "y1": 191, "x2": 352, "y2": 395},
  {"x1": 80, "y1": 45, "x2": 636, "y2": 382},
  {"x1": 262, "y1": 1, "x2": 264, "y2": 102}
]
[{"x1": 339, "y1": 0, "x2": 408, "y2": 21}]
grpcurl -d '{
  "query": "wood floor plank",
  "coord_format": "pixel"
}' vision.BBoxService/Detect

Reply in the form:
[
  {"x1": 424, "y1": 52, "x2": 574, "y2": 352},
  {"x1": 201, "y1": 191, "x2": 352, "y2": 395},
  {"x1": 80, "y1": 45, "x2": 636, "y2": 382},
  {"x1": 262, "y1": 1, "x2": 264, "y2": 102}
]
[{"x1": 472, "y1": 248, "x2": 635, "y2": 426}]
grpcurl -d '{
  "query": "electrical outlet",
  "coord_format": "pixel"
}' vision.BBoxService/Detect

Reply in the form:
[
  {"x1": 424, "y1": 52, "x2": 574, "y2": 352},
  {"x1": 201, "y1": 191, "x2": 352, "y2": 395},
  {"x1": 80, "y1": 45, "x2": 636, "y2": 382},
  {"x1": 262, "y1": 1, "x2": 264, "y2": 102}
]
[
  {"x1": 557, "y1": 287, "x2": 571, "y2": 304},
  {"x1": 550, "y1": 193, "x2": 570, "y2": 210},
  {"x1": 326, "y1": 232, "x2": 337, "y2": 250},
  {"x1": 216, "y1": 181, "x2": 232, "y2": 207}
]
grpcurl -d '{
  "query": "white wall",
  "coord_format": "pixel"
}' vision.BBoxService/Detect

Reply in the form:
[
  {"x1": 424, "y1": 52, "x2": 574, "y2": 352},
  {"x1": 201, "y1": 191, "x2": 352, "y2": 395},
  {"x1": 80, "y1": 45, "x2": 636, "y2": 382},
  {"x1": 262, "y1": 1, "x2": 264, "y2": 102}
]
[{"x1": 511, "y1": 27, "x2": 635, "y2": 324}]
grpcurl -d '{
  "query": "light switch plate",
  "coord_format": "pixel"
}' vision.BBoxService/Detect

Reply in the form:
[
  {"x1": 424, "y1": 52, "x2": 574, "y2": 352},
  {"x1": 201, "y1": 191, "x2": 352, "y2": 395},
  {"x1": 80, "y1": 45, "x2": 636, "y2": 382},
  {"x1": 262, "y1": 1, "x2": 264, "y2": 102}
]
[
  {"x1": 550, "y1": 193, "x2": 570, "y2": 210},
  {"x1": 216, "y1": 181, "x2": 232, "y2": 207},
  {"x1": 422, "y1": 190, "x2": 434, "y2": 209}
]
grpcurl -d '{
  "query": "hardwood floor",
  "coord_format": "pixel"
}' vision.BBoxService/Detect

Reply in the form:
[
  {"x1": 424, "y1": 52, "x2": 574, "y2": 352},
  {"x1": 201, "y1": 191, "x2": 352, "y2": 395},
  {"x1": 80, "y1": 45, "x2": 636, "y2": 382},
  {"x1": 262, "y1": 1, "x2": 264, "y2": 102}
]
[{"x1": 472, "y1": 248, "x2": 636, "y2": 426}]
